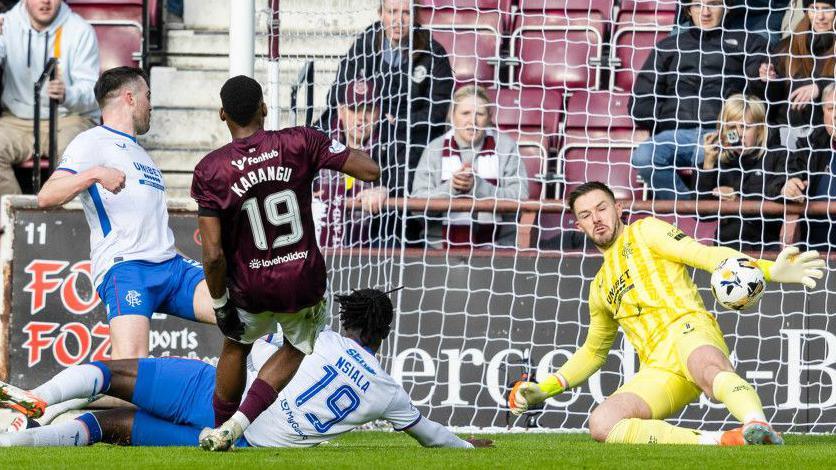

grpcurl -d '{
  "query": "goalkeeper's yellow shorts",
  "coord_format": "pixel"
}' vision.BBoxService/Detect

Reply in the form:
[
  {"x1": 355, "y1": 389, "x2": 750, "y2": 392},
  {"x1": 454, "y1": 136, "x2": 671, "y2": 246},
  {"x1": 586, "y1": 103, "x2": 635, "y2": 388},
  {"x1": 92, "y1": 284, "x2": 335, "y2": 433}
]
[{"x1": 613, "y1": 311, "x2": 730, "y2": 419}]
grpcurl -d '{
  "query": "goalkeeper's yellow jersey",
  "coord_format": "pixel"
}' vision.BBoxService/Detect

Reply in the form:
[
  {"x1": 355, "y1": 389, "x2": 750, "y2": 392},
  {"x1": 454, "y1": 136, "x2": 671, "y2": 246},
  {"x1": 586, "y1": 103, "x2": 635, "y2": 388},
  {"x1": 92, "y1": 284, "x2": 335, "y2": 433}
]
[{"x1": 557, "y1": 217, "x2": 774, "y2": 388}]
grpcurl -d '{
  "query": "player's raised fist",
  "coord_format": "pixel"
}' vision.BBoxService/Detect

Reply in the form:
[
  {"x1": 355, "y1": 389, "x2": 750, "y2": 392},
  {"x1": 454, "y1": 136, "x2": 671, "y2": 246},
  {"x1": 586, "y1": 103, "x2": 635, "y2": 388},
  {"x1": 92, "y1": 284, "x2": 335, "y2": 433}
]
[{"x1": 95, "y1": 167, "x2": 126, "y2": 194}]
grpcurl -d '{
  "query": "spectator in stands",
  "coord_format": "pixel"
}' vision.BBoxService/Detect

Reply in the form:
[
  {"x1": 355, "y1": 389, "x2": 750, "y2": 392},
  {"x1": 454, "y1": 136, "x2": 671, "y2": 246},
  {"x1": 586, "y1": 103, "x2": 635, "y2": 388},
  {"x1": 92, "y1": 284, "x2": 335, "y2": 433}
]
[
  {"x1": 0, "y1": 0, "x2": 99, "y2": 195},
  {"x1": 320, "y1": 0, "x2": 454, "y2": 191},
  {"x1": 724, "y1": 0, "x2": 791, "y2": 46},
  {"x1": 696, "y1": 94, "x2": 784, "y2": 251},
  {"x1": 630, "y1": 0, "x2": 769, "y2": 200},
  {"x1": 411, "y1": 85, "x2": 528, "y2": 249},
  {"x1": 316, "y1": 79, "x2": 401, "y2": 247},
  {"x1": 761, "y1": 0, "x2": 836, "y2": 147},
  {"x1": 770, "y1": 81, "x2": 836, "y2": 247}
]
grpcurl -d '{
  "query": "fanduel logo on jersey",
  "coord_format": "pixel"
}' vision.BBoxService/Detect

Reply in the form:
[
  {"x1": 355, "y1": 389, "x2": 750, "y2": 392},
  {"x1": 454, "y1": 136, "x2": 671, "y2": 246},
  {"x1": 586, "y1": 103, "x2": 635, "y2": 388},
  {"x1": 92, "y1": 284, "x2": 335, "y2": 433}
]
[{"x1": 231, "y1": 149, "x2": 279, "y2": 170}]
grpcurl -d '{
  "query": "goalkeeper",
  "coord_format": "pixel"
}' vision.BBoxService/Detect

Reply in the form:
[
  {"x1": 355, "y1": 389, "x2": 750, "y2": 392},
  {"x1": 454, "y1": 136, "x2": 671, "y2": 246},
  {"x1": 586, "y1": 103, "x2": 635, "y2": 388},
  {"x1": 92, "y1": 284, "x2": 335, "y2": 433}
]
[{"x1": 510, "y1": 181, "x2": 825, "y2": 445}]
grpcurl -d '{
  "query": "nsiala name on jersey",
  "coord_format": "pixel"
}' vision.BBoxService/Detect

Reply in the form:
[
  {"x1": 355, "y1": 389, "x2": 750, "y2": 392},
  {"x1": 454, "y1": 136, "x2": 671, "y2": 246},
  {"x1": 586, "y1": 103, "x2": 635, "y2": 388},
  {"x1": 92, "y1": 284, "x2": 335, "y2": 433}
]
[{"x1": 335, "y1": 354, "x2": 372, "y2": 393}]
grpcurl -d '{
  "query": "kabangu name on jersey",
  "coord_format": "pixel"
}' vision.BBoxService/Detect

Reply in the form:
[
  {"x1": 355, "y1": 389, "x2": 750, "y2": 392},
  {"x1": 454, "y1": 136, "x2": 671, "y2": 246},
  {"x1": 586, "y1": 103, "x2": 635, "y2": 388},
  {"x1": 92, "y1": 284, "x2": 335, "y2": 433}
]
[{"x1": 191, "y1": 127, "x2": 350, "y2": 314}]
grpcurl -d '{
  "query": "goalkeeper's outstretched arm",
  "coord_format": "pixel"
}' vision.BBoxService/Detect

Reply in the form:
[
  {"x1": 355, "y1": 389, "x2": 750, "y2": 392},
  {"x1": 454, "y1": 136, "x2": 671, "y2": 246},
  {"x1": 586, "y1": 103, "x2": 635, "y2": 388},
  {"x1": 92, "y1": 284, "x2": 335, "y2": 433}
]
[
  {"x1": 509, "y1": 292, "x2": 618, "y2": 415},
  {"x1": 640, "y1": 217, "x2": 825, "y2": 288}
]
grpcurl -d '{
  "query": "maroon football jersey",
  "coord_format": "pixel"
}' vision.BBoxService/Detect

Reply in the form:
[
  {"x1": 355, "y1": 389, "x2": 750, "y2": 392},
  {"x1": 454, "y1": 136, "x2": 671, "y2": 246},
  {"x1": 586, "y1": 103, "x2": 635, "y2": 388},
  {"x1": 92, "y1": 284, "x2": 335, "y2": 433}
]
[{"x1": 191, "y1": 127, "x2": 350, "y2": 313}]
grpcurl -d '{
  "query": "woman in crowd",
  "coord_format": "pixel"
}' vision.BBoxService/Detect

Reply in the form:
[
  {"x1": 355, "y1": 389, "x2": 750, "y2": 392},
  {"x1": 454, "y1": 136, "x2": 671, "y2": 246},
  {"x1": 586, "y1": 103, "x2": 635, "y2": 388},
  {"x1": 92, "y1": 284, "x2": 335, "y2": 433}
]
[
  {"x1": 411, "y1": 85, "x2": 528, "y2": 249},
  {"x1": 761, "y1": 0, "x2": 836, "y2": 145},
  {"x1": 321, "y1": 0, "x2": 454, "y2": 180},
  {"x1": 696, "y1": 94, "x2": 787, "y2": 252}
]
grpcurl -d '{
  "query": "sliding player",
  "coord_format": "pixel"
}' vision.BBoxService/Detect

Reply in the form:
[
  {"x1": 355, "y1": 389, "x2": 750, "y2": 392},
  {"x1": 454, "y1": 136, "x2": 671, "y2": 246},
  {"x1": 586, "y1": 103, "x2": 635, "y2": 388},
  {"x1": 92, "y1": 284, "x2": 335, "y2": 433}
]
[
  {"x1": 0, "y1": 289, "x2": 489, "y2": 449},
  {"x1": 192, "y1": 76, "x2": 380, "y2": 451},
  {"x1": 509, "y1": 181, "x2": 825, "y2": 445}
]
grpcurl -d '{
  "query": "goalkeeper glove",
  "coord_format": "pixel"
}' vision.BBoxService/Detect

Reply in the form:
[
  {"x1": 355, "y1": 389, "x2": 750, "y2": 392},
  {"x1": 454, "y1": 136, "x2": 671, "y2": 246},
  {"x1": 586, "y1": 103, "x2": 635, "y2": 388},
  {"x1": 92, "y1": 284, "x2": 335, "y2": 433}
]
[
  {"x1": 768, "y1": 246, "x2": 825, "y2": 289},
  {"x1": 508, "y1": 374, "x2": 566, "y2": 416},
  {"x1": 213, "y1": 289, "x2": 245, "y2": 341}
]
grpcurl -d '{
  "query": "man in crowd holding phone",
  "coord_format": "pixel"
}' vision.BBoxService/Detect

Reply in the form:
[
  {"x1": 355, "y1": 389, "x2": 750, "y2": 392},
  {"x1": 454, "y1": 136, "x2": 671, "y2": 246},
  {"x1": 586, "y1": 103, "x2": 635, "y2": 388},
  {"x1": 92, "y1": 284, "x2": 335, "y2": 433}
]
[{"x1": 629, "y1": 0, "x2": 769, "y2": 199}]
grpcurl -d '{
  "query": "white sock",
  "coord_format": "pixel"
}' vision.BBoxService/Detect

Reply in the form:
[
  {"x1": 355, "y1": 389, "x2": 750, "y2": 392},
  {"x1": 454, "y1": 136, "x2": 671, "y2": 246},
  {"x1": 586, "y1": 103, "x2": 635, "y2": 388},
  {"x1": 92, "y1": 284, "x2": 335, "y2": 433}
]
[
  {"x1": 32, "y1": 364, "x2": 107, "y2": 405},
  {"x1": 0, "y1": 419, "x2": 93, "y2": 447},
  {"x1": 743, "y1": 413, "x2": 768, "y2": 425},
  {"x1": 38, "y1": 397, "x2": 100, "y2": 425},
  {"x1": 698, "y1": 431, "x2": 722, "y2": 445},
  {"x1": 229, "y1": 411, "x2": 251, "y2": 434}
]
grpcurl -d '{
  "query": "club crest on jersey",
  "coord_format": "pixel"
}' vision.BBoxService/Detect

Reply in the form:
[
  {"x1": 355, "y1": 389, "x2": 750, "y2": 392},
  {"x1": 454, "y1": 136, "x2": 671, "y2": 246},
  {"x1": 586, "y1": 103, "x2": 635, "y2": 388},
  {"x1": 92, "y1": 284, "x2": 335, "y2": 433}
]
[
  {"x1": 125, "y1": 290, "x2": 142, "y2": 307},
  {"x1": 412, "y1": 65, "x2": 428, "y2": 84},
  {"x1": 329, "y1": 139, "x2": 347, "y2": 154}
]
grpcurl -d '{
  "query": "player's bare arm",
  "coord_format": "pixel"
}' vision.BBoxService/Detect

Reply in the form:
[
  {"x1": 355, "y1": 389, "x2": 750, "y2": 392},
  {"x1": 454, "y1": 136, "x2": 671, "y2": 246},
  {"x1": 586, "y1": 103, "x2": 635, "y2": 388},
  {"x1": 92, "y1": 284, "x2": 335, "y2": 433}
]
[
  {"x1": 197, "y1": 215, "x2": 241, "y2": 337},
  {"x1": 198, "y1": 215, "x2": 227, "y2": 298},
  {"x1": 341, "y1": 148, "x2": 380, "y2": 182},
  {"x1": 37, "y1": 167, "x2": 126, "y2": 208}
]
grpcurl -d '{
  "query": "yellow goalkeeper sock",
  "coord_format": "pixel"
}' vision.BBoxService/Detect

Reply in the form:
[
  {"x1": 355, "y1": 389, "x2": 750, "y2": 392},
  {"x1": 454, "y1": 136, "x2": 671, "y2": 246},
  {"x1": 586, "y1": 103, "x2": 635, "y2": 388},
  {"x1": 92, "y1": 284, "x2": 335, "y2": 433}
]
[
  {"x1": 712, "y1": 371, "x2": 766, "y2": 424},
  {"x1": 605, "y1": 418, "x2": 702, "y2": 445}
]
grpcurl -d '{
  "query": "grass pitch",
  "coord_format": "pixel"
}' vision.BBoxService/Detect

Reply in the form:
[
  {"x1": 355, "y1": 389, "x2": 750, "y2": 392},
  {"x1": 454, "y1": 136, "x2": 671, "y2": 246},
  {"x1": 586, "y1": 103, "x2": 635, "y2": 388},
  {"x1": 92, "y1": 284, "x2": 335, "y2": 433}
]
[{"x1": 1, "y1": 431, "x2": 836, "y2": 469}]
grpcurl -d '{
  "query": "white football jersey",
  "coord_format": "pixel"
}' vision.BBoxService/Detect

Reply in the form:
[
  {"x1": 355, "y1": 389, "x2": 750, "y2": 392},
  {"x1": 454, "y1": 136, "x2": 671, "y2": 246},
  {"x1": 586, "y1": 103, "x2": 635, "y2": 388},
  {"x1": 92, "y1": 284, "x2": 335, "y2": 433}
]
[
  {"x1": 243, "y1": 330, "x2": 421, "y2": 447},
  {"x1": 57, "y1": 126, "x2": 176, "y2": 286}
]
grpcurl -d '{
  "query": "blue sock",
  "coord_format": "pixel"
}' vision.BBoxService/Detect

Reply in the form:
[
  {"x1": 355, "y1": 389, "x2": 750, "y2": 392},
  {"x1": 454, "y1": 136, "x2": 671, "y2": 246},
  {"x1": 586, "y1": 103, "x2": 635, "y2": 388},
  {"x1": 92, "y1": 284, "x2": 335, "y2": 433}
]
[{"x1": 76, "y1": 413, "x2": 103, "y2": 444}]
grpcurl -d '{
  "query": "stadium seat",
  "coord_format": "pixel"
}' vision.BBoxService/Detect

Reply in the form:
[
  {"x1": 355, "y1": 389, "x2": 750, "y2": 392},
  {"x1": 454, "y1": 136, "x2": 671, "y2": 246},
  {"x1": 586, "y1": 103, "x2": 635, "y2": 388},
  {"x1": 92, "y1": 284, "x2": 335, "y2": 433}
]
[
  {"x1": 488, "y1": 88, "x2": 563, "y2": 199},
  {"x1": 517, "y1": 0, "x2": 614, "y2": 23},
  {"x1": 91, "y1": 25, "x2": 143, "y2": 70},
  {"x1": 561, "y1": 145, "x2": 642, "y2": 200},
  {"x1": 610, "y1": 0, "x2": 676, "y2": 91},
  {"x1": 510, "y1": 0, "x2": 610, "y2": 90},
  {"x1": 66, "y1": 0, "x2": 143, "y2": 23},
  {"x1": 562, "y1": 90, "x2": 645, "y2": 142},
  {"x1": 489, "y1": 87, "x2": 562, "y2": 136},
  {"x1": 417, "y1": 0, "x2": 508, "y2": 86},
  {"x1": 628, "y1": 213, "x2": 719, "y2": 244},
  {"x1": 616, "y1": 0, "x2": 678, "y2": 25},
  {"x1": 66, "y1": 0, "x2": 144, "y2": 69},
  {"x1": 559, "y1": 91, "x2": 645, "y2": 200}
]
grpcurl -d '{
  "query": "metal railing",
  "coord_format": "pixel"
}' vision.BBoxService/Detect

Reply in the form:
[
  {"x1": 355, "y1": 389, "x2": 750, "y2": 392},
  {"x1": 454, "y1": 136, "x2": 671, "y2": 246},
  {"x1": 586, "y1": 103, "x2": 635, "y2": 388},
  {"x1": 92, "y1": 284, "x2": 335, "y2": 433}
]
[
  {"x1": 32, "y1": 57, "x2": 59, "y2": 194},
  {"x1": 289, "y1": 61, "x2": 315, "y2": 127}
]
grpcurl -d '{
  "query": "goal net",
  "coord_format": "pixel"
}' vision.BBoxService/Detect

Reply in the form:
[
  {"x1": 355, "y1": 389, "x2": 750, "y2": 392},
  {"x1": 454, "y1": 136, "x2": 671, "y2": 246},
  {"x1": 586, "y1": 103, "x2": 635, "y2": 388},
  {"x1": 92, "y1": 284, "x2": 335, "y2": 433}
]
[{"x1": 258, "y1": 0, "x2": 836, "y2": 433}]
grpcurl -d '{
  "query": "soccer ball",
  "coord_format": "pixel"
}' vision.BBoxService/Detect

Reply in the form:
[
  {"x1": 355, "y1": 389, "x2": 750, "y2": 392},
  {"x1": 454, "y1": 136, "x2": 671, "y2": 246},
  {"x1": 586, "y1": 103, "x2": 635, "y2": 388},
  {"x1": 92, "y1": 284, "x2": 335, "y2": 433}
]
[{"x1": 710, "y1": 258, "x2": 766, "y2": 310}]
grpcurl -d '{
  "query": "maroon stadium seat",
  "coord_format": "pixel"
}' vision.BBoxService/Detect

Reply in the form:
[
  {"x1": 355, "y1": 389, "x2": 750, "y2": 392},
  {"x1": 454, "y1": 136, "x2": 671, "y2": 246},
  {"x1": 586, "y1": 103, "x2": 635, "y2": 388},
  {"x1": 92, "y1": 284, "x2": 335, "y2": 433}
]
[
  {"x1": 510, "y1": 0, "x2": 610, "y2": 90},
  {"x1": 610, "y1": 0, "x2": 676, "y2": 91},
  {"x1": 66, "y1": 0, "x2": 143, "y2": 23},
  {"x1": 517, "y1": 0, "x2": 614, "y2": 23},
  {"x1": 487, "y1": 88, "x2": 562, "y2": 199},
  {"x1": 66, "y1": 0, "x2": 144, "y2": 70},
  {"x1": 560, "y1": 91, "x2": 645, "y2": 200},
  {"x1": 562, "y1": 90, "x2": 644, "y2": 142},
  {"x1": 417, "y1": 0, "x2": 506, "y2": 86},
  {"x1": 617, "y1": 0, "x2": 678, "y2": 25},
  {"x1": 628, "y1": 213, "x2": 719, "y2": 244},
  {"x1": 561, "y1": 145, "x2": 642, "y2": 200},
  {"x1": 489, "y1": 87, "x2": 562, "y2": 136},
  {"x1": 93, "y1": 25, "x2": 143, "y2": 70}
]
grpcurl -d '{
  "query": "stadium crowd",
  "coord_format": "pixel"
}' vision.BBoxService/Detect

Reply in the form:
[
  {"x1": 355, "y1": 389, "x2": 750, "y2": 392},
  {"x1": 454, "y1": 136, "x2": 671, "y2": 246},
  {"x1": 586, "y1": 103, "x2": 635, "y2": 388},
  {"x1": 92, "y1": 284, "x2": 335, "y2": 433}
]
[
  {"x1": 314, "y1": 0, "x2": 836, "y2": 251},
  {"x1": 0, "y1": 0, "x2": 830, "y2": 453},
  {"x1": 1, "y1": 0, "x2": 836, "y2": 251}
]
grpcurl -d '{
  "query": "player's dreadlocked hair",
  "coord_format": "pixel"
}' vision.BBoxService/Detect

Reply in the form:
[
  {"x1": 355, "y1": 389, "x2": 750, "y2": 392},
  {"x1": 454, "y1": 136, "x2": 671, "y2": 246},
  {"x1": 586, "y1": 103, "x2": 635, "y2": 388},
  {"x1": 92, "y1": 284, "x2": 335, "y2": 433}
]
[
  {"x1": 336, "y1": 288, "x2": 398, "y2": 346},
  {"x1": 220, "y1": 75, "x2": 264, "y2": 126}
]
